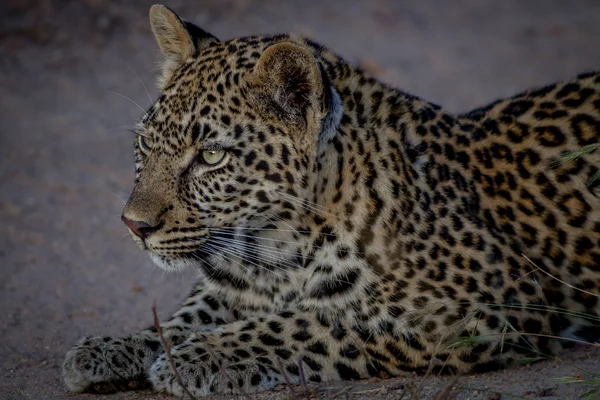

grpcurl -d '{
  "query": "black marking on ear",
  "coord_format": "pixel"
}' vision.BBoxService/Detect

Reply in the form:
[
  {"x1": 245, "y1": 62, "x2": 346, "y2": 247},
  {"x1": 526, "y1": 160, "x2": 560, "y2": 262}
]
[
  {"x1": 183, "y1": 21, "x2": 219, "y2": 53},
  {"x1": 320, "y1": 63, "x2": 333, "y2": 114},
  {"x1": 318, "y1": 62, "x2": 344, "y2": 145}
]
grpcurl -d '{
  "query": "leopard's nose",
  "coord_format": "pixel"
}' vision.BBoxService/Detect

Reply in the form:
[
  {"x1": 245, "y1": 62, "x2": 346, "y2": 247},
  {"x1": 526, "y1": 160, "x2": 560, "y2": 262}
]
[{"x1": 121, "y1": 214, "x2": 158, "y2": 239}]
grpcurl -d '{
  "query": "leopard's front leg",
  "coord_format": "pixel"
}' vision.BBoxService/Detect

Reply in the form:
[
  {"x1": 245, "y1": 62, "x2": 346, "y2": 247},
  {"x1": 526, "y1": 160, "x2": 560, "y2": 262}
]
[
  {"x1": 151, "y1": 309, "x2": 375, "y2": 397},
  {"x1": 62, "y1": 281, "x2": 241, "y2": 393}
]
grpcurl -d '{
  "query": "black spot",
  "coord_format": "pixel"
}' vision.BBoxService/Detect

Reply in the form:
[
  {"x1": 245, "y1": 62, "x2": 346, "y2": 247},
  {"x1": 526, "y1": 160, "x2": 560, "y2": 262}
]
[
  {"x1": 244, "y1": 151, "x2": 257, "y2": 166},
  {"x1": 241, "y1": 322, "x2": 256, "y2": 331},
  {"x1": 256, "y1": 190, "x2": 269, "y2": 203},
  {"x1": 302, "y1": 355, "x2": 322, "y2": 371},
  {"x1": 309, "y1": 268, "x2": 361, "y2": 298},
  {"x1": 278, "y1": 311, "x2": 294, "y2": 319},
  {"x1": 256, "y1": 160, "x2": 269, "y2": 171},
  {"x1": 502, "y1": 100, "x2": 533, "y2": 117},
  {"x1": 335, "y1": 362, "x2": 361, "y2": 380},
  {"x1": 469, "y1": 259, "x2": 482, "y2": 272},
  {"x1": 250, "y1": 373, "x2": 261, "y2": 386},
  {"x1": 385, "y1": 342, "x2": 410, "y2": 363},
  {"x1": 292, "y1": 330, "x2": 312, "y2": 342},
  {"x1": 145, "y1": 339, "x2": 161, "y2": 352},
  {"x1": 266, "y1": 172, "x2": 282, "y2": 182},
  {"x1": 190, "y1": 123, "x2": 201, "y2": 143},
  {"x1": 556, "y1": 82, "x2": 580, "y2": 99},
  {"x1": 519, "y1": 282, "x2": 536, "y2": 295},
  {"x1": 274, "y1": 348, "x2": 292, "y2": 359},
  {"x1": 258, "y1": 334, "x2": 284, "y2": 347},
  {"x1": 402, "y1": 334, "x2": 424, "y2": 351},
  {"x1": 388, "y1": 305, "x2": 403, "y2": 317},
  {"x1": 234, "y1": 349, "x2": 250, "y2": 358},
  {"x1": 239, "y1": 333, "x2": 252, "y2": 342},
  {"x1": 367, "y1": 360, "x2": 390, "y2": 378},
  {"x1": 251, "y1": 346, "x2": 268, "y2": 355},
  {"x1": 283, "y1": 363, "x2": 299, "y2": 376},
  {"x1": 340, "y1": 344, "x2": 360, "y2": 359},
  {"x1": 268, "y1": 321, "x2": 283, "y2": 334},
  {"x1": 180, "y1": 312, "x2": 193, "y2": 324},
  {"x1": 306, "y1": 341, "x2": 328, "y2": 356},
  {"x1": 197, "y1": 310, "x2": 213, "y2": 324},
  {"x1": 280, "y1": 144, "x2": 290, "y2": 165},
  {"x1": 331, "y1": 322, "x2": 347, "y2": 340}
]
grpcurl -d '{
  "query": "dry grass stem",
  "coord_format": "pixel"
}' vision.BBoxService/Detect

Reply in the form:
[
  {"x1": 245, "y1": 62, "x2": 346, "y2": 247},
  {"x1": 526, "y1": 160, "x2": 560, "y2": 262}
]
[{"x1": 151, "y1": 303, "x2": 197, "y2": 400}]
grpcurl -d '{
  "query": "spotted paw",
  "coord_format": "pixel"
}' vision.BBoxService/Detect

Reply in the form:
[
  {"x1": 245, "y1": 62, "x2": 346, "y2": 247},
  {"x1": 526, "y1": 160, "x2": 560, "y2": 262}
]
[
  {"x1": 149, "y1": 341, "x2": 214, "y2": 397},
  {"x1": 149, "y1": 338, "x2": 283, "y2": 397},
  {"x1": 62, "y1": 335, "x2": 151, "y2": 393}
]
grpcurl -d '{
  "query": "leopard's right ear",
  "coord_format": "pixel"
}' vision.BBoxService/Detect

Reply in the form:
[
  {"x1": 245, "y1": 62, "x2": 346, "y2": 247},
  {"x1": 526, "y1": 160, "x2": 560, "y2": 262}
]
[{"x1": 149, "y1": 4, "x2": 219, "y2": 87}]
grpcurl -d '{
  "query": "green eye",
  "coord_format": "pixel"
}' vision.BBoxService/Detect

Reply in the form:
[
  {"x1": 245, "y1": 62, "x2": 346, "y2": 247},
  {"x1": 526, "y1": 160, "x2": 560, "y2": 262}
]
[
  {"x1": 201, "y1": 149, "x2": 226, "y2": 165},
  {"x1": 139, "y1": 134, "x2": 153, "y2": 151}
]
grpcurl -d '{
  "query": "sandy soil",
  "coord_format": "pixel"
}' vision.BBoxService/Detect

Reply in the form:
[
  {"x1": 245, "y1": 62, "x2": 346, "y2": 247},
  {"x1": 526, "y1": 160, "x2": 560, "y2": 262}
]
[{"x1": 1, "y1": 1, "x2": 599, "y2": 399}]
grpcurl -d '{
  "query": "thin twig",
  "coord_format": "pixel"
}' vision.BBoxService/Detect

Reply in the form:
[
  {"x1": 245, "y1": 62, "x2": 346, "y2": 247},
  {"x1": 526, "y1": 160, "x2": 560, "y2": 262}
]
[
  {"x1": 152, "y1": 303, "x2": 197, "y2": 400},
  {"x1": 297, "y1": 358, "x2": 311, "y2": 400},
  {"x1": 522, "y1": 254, "x2": 600, "y2": 298},
  {"x1": 275, "y1": 357, "x2": 299, "y2": 399},
  {"x1": 433, "y1": 375, "x2": 460, "y2": 400}
]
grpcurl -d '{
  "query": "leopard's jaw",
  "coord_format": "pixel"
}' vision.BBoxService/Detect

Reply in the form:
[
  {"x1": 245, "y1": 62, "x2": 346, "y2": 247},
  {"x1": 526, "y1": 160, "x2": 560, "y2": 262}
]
[
  {"x1": 63, "y1": 4, "x2": 600, "y2": 397},
  {"x1": 148, "y1": 253, "x2": 193, "y2": 273}
]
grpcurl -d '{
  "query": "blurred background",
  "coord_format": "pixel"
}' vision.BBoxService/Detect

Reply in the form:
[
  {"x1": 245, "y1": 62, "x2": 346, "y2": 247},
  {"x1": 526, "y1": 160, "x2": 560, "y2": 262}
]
[{"x1": 1, "y1": 1, "x2": 599, "y2": 399}]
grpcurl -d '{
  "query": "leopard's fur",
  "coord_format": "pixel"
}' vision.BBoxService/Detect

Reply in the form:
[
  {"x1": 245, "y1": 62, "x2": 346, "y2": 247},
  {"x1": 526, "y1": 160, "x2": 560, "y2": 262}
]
[{"x1": 63, "y1": 4, "x2": 600, "y2": 397}]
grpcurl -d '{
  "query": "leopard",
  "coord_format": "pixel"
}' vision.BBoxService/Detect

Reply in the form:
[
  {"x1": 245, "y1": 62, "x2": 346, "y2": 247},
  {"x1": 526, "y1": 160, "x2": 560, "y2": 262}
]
[{"x1": 63, "y1": 4, "x2": 600, "y2": 397}]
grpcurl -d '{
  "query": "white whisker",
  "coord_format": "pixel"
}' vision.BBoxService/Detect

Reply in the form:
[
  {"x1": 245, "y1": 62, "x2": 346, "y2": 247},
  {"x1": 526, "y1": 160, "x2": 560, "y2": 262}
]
[
  {"x1": 209, "y1": 229, "x2": 314, "y2": 247},
  {"x1": 207, "y1": 237, "x2": 302, "y2": 270},
  {"x1": 203, "y1": 241, "x2": 289, "y2": 281},
  {"x1": 108, "y1": 91, "x2": 146, "y2": 114},
  {"x1": 111, "y1": 192, "x2": 127, "y2": 205},
  {"x1": 275, "y1": 191, "x2": 337, "y2": 217},
  {"x1": 208, "y1": 225, "x2": 335, "y2": 237},
  {"x1": 206, "y1": 238, "x2": 295, "y2": 270},
  {"x1": 127, "y1": 65, "x2": 153, "y2": 104},
  {"x1": 207, "y1": 235, "x2": 310, "y2": 262}
]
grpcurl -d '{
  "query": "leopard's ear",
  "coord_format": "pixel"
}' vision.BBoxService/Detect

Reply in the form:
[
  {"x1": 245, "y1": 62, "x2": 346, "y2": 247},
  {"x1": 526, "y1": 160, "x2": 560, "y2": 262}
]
[
  {"x1": 252, "y1": 42, "x2": 326, "y2": 136},
  {"x1": 149, "y1": 4, "x2": 218, "y2": 87}
]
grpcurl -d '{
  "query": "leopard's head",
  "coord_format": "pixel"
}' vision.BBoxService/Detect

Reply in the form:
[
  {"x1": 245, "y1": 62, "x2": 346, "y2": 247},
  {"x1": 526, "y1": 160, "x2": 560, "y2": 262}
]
[{"x1": 121, "y1": 5, "x2": 341, "y2": 271}]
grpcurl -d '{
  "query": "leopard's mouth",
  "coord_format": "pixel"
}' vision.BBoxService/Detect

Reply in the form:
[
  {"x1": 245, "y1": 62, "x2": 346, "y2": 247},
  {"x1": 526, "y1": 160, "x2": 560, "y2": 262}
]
[{"x1": 141, "y1": 222, "x2": 274, "y2": 273}]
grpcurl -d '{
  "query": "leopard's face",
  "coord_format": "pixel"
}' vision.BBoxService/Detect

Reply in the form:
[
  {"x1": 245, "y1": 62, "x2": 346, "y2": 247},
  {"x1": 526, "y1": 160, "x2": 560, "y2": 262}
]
[{"x1": 122, "y1": 37, "x2": 328, "y2": 272}]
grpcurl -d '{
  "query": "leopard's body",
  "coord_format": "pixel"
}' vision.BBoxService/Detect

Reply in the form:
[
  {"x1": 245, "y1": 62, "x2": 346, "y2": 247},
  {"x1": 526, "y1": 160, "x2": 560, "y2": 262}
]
[{"x1": 63, "y1": 5, "x2": 600, "y2": 397}]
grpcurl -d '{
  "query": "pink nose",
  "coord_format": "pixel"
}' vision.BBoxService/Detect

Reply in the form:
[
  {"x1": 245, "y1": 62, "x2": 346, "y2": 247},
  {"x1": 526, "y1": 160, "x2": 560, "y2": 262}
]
[{"x1": 121, "y1": 215, "x2": 156, "y2": 239}]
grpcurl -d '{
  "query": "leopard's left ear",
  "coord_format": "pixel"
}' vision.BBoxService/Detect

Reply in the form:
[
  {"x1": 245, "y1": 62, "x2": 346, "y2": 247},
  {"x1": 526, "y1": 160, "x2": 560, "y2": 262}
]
[
  {"x1": 252, "y1": 42, "x2": 326, "y2": 137},
  {"x1": 149, "y1": 4, "x2": 219, "y2": 87}
]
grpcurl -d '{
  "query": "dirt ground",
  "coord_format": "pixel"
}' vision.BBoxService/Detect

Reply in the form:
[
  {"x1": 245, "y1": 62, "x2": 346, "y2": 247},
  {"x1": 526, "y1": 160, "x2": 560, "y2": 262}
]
[{"x1": 1, "y1": 1, "x2": 599, "y2": 399}]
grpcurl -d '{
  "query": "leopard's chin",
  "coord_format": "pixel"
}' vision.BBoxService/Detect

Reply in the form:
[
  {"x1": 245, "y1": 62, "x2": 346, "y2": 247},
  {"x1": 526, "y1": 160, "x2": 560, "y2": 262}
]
[{"x1": 148, "y1": 252, "x2": 198, "y2": 272}]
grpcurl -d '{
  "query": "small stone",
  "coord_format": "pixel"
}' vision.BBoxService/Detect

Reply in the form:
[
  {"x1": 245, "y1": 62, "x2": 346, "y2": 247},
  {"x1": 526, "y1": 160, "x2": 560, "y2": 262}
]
[{"x1": 131, "y1": 284, "x2": 143, "y2": 293}]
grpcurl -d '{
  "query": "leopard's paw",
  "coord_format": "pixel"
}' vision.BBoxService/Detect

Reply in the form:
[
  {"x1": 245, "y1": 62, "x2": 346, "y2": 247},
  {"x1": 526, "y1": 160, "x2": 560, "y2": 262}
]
[
  {"x1": 150, "y1": 339, "x2": 283, "y2": 396},
  {"x1": 62, "y1": 335, "x2": 150, "y2": 393}
]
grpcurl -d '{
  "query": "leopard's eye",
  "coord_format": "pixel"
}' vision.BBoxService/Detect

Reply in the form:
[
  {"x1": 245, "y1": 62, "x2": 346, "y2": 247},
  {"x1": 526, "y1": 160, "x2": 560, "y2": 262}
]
[
  {"x1": 139, "y1": 134, "x2": 153, "y2": 151},
  {"x1": 201, "y1": 149, "x2": 226, "y2": 165}
]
